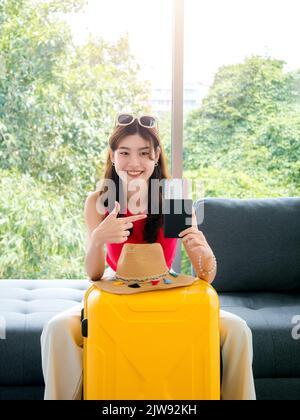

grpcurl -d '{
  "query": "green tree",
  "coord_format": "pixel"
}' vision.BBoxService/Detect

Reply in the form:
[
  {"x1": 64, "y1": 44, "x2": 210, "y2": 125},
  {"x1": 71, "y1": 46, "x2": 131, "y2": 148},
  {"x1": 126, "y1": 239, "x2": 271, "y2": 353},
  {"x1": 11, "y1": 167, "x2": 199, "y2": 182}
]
[
  {"x1": 184, "y1": 56, "x2": 300, "y2": 197},
  {"x1": 0, "y1": 0, "x2": 150, "y2": 196},
  {"x1": 0, "y1": 0, "x2": 153, "y2": 279},
  {"x1": 181, "y1": 56, "x2": 300, "y2": 275},
  {"x1": 0, "y1": 167, "x2": 86, "y2": 279}
]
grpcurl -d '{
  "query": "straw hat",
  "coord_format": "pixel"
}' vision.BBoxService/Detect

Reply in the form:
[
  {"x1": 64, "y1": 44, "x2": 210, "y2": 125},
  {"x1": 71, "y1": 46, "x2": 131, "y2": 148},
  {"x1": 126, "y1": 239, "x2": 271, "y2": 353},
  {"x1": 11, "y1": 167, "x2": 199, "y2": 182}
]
[{"x1": 93, "y1": 243, "x2": 199, "y2": 295}]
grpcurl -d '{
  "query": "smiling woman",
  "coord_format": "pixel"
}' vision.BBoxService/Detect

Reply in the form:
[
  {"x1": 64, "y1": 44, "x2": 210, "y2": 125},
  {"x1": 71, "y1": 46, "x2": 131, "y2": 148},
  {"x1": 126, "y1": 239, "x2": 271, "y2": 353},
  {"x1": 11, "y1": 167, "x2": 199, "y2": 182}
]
[
  {"x1": 97, "y1": 118, "x2": 170, "y2": 241},
  {"x1": 111, "y1": 139, "x2": 159, "y2": 186}
]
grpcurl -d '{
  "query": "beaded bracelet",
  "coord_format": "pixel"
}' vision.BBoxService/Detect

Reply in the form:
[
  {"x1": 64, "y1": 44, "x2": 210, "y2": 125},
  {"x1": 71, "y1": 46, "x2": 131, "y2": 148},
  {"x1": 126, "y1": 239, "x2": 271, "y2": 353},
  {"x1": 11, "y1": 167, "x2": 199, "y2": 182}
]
[{"x1": 198, "y1": 254, "x2": 217, "y2": 276}]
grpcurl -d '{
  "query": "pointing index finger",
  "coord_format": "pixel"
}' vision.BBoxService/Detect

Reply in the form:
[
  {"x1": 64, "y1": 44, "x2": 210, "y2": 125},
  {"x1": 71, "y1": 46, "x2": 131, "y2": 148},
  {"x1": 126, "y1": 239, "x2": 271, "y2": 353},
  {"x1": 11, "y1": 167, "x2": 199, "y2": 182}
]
[{"x1": 125, "y1": 214, "x2": 148, "y2": 223}]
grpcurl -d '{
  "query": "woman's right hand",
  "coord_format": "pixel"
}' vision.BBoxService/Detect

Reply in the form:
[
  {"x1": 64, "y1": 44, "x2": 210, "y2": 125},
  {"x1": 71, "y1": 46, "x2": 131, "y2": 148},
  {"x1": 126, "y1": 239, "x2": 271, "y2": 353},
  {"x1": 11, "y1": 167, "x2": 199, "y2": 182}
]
[{"x1": 91, "y1": 201, "x2": 147, "y2": 246}]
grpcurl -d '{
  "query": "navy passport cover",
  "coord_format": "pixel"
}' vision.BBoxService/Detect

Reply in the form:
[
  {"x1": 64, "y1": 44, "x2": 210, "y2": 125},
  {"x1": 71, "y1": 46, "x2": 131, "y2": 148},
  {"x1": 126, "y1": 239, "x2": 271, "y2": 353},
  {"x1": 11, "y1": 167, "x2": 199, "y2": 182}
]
[{"x1": 163, "y1": 199, "x2": 193, "y2": 238}]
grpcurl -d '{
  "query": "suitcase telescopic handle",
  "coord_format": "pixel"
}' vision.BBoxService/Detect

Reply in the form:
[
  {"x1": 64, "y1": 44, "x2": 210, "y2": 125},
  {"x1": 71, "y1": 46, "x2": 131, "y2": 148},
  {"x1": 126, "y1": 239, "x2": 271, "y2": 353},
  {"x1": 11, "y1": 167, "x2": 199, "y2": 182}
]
[{"x1": 81, "y1": 308, "x2": 88, "y2": 338}]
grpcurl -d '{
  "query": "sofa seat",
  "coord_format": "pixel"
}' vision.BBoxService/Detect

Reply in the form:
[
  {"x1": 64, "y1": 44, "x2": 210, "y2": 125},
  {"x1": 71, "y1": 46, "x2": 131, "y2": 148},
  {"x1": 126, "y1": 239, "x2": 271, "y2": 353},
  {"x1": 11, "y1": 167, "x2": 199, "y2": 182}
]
[
  {"x1": 219, "y1": 292, "x2": 300, "y2": 379},
  {"x1": 0, "y1": 280, "x2": 89, "y2": 400},
  {"x1": 1, "y1": 279, "x2": 300, "y2": 400}
]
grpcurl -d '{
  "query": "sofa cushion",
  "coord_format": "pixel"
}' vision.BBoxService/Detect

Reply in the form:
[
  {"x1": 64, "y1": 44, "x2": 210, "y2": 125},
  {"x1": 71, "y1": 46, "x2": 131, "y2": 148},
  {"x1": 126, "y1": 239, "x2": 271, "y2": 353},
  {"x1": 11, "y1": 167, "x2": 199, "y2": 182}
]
[
  {"x1": 219, "y1": 292, "x2": 300, "y2": 378},
  {"x1": 0, "y1": 280, "x2": 89, "y2": 386},
  {"x1": 1, "y1": 280, "x2": 300, "y2": 397},
  {"x1": 194, "y1": 197, "x2": 300, "y2": 292}
]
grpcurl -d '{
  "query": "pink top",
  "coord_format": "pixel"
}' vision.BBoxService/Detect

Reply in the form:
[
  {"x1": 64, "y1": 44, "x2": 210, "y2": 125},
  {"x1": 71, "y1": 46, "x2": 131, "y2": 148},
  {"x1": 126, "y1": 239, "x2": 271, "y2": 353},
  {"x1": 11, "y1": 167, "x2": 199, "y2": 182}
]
[{"x1": 105, "y1": 208, "x2": 178, "y2": 271}]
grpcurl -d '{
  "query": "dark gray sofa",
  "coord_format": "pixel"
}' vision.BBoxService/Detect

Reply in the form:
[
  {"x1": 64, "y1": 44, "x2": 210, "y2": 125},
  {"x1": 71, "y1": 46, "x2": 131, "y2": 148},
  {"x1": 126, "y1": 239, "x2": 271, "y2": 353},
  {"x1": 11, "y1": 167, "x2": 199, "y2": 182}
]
[
  {"x1": 0, "y1": 197, "x2": 299, "y2": 400},
  {"x1": 193, "y1": 197, "x2": 300, "y2": 400},
  {"x1": 0, "y1": 280, "x2": 88, "y2": 400}
]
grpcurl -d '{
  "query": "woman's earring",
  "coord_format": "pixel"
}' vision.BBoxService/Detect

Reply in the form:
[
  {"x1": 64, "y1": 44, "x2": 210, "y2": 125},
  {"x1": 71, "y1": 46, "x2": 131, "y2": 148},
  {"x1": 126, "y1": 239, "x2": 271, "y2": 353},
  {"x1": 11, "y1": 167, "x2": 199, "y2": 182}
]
[
  {"x1": 112, "y1": 162, "x2": 115, "y2": 166},
  {"x1": 155, "y1": 162, "x2": 158, "y2": 167}
]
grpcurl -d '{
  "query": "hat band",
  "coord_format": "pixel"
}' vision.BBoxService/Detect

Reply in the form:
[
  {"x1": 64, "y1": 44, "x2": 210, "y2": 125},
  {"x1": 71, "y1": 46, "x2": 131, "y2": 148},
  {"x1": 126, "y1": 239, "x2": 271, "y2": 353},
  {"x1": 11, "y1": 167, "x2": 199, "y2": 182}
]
[{"x1": 115, "y1": 270, "x2": 170, "y2": 284}]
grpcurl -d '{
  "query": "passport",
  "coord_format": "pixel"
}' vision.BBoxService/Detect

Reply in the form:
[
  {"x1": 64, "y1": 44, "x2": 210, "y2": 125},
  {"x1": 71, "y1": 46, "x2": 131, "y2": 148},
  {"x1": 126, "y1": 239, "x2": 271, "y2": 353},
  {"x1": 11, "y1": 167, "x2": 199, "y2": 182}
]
[{"x1": 163, "y1": 199, "x2": 193, "y2": 238}]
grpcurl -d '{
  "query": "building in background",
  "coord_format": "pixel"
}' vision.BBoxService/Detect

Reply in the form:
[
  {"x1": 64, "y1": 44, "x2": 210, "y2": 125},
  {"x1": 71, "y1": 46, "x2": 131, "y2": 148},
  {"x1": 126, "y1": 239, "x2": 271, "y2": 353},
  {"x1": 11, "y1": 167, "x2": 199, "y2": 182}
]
[{"x1": 150, "y1": 82, "x2": 209, "y2": 113}]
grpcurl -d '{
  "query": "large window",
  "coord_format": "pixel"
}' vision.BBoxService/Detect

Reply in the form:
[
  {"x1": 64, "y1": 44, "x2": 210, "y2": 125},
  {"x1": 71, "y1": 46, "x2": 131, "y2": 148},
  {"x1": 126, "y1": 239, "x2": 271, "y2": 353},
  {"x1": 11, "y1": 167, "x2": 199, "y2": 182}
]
[
  {"x1": 179, "y1": 0, "x2": 300, "y2": 274},
  {"x1": 183, "y1": 0, "x2": 300, "y2": 199},
  {"x1": 2, "y1": 0, "x2": 298, "y2": 279},
  {"x1": 0, "y1": 0, "x2": 172, "y2": 279}
]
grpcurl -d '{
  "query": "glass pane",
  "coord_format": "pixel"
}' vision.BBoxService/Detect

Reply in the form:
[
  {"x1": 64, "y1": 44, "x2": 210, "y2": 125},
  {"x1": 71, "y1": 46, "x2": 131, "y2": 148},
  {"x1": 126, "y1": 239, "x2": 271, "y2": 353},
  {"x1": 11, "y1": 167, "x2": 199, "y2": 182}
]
[
  {"x1": 182, "y1": 0, "x2": 300, "y2": 274},
  {"x1": 67, "y1": 0, "x2": 173, "y2": 166},
  {"x1": 0, "y1": 0, "x2": 172, "y2": 279}
]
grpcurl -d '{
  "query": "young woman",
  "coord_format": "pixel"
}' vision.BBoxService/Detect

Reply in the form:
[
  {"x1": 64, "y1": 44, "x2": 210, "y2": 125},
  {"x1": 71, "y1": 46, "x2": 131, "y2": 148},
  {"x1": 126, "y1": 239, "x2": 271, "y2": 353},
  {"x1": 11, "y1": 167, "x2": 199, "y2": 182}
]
[{"x1": 40, "y1": 114, "x2": 256, "y2": 400}]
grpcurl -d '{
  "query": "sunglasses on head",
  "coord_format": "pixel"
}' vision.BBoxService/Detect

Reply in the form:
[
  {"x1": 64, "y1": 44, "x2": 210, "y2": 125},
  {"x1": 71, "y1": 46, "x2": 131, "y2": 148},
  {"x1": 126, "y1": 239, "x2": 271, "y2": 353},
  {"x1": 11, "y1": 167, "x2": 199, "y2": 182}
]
[{"x1": 115, "y1": 113, "x2": 159, "y2": 131}]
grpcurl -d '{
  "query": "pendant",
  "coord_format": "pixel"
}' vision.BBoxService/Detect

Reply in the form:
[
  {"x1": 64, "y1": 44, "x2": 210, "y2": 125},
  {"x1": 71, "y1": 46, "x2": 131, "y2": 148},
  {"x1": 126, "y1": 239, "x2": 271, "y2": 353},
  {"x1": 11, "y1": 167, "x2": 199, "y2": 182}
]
[
  {"x1": 163, "y1": 278, "x2": 173, "y2": 284},
  {"x1": 113, "y1": 281, "x2": 124, "y2": 286},
  {"x1": 128, "y1": 283, "x2": 141, "y2": 288},
  {"x1": 169, "y1": 268, "x2": 178, "y2": 278},
  {"x1": 151, "y1": 280, "x2": 160, "y2": 286}
]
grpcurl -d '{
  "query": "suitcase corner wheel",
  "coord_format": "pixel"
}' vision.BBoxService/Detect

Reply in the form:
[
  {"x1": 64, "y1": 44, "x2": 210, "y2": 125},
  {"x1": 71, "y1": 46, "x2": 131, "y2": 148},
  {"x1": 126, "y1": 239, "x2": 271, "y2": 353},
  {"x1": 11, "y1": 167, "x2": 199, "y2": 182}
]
[{"x1": 82, "y1": 280, "x2": 220, "y2": 400}]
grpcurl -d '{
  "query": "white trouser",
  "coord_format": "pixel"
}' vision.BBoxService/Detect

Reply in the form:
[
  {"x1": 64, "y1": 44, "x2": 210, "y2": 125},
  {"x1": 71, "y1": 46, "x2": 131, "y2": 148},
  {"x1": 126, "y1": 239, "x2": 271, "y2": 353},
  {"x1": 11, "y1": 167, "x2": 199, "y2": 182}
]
[{"x1": 40, "y1": 275, "x2": 256, "y2": 400}]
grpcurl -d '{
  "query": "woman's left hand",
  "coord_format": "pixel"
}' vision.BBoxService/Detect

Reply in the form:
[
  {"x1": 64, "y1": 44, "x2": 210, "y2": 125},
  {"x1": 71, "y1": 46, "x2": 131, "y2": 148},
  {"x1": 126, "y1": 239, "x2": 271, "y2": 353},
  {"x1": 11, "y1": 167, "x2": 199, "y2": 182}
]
[{"x1": 178, "y1": 207, "x2": 215, "y2": 274}]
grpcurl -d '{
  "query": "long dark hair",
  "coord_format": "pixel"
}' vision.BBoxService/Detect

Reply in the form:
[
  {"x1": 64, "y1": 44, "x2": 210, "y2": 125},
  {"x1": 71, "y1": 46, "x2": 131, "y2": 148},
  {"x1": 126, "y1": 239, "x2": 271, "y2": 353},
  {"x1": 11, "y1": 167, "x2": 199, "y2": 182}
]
[{"x1": 97, "y1": 120, "x2": 171, "y2": 242}]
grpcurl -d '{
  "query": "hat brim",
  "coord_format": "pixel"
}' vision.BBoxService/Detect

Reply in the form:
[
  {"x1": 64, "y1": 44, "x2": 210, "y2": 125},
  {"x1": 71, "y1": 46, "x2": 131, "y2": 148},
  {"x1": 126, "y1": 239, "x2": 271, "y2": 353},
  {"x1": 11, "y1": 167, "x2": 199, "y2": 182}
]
[{"x1": 92, "y1": 272, "x2": 199, "y2": 295}]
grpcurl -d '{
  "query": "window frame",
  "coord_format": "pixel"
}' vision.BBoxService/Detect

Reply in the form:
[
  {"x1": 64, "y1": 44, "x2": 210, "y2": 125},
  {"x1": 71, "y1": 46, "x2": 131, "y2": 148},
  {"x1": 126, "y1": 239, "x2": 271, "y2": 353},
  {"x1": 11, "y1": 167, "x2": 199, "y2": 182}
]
[{"x1": 171, "y1": 0, "x2": 185, "y2": 272}]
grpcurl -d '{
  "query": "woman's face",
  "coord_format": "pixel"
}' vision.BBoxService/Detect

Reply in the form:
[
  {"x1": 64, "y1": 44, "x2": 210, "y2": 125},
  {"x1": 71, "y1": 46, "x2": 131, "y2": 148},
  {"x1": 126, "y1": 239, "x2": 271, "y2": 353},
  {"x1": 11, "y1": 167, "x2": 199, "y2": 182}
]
[{"x1": 110, "y1": 134, "x2": 160, "y2": 187}]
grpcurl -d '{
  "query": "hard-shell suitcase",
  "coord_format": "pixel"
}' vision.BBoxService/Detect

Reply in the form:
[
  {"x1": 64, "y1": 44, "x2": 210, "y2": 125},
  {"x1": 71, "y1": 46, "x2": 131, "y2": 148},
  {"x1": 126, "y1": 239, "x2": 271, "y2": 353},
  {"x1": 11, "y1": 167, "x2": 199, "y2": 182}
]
[{"x1": 82, "y1": 278, "x2": 220, "y2": 400}]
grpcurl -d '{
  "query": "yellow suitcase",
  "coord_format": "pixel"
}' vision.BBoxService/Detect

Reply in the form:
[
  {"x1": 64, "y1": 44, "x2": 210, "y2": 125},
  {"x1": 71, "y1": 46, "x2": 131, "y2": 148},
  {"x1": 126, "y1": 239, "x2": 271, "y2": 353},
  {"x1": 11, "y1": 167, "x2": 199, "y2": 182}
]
[{"x1": 82, "y1": 278, "x2": 220, "y2": 400}]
